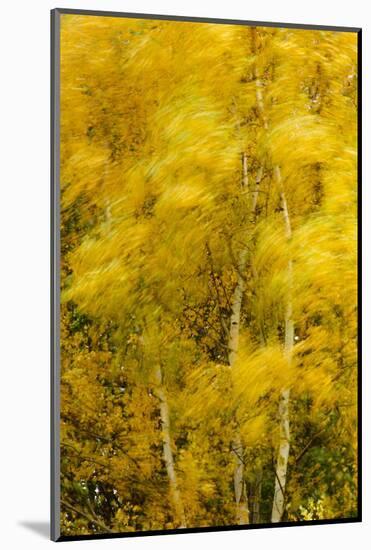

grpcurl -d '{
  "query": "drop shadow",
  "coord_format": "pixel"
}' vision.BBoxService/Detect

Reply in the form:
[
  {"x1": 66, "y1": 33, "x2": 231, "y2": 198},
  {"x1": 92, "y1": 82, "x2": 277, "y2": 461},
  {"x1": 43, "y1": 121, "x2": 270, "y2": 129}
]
[{"x1": 18, "y1": 521, "x2": 50, "y2": 539}]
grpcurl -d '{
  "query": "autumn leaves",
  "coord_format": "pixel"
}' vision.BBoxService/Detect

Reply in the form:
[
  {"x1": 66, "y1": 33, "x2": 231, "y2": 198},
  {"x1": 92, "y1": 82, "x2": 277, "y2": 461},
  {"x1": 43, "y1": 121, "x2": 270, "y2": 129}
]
[{"x1": 60, "y1": 16, "x2": 358, "y2": 535}]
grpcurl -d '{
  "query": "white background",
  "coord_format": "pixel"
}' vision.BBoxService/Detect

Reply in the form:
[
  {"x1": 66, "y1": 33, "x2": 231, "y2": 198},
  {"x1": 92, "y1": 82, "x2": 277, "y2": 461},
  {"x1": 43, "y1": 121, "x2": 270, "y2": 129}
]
[{"x1": 0, "y1": 0, "x2": 368, "y2": 548}]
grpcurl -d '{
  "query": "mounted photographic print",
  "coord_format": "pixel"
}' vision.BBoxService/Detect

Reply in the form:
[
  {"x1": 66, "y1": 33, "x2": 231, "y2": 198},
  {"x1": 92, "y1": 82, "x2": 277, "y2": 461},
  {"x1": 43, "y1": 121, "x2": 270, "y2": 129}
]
[{"x1": 51, "y1": 8, "x2": 361, "y2": 542}]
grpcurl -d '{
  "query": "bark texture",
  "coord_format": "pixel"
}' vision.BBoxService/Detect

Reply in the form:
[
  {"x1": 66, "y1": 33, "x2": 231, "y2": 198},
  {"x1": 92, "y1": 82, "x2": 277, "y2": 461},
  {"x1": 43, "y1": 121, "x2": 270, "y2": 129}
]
[
  {"x1": 229, "y1": 251, "x2": 249, "y2": 524},
  {"x1": 154, "y1": 364, "x2": 187, "y2": 528},
  {"x1": 271, "y1": 166, "x2": 294, "y2": 523},
  {"x1": 228, "y1": 151, "x2": 259, "y2": 525},
  {"x1": 250, "y1": 32, "x2": 295, "y2": 521}
]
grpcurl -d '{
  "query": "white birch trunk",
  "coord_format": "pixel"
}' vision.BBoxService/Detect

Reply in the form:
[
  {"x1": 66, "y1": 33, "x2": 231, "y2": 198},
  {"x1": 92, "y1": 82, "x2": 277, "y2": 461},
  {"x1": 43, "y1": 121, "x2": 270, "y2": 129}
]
[
  {"x1": 271, "y1": 166, "x2": 294, "y2": 523},
  {"x1": 229, "y1": 246, "x2": 249, "y2": 524},
  {"x1": 154, "y1": 364, "x2": 187, "y2": 528},
  {"x1": 271, "y1": 387, "x2": 291, "y2": 523},
  {"x1": 228, "y1": 151, "x2": 255, "y2": 525},
  {"x1": 228, "y1": 248, "x2": 247, "y2": 369},
  {"x1": 250, "y1": 34, "x2": 295, "y2": 521}
]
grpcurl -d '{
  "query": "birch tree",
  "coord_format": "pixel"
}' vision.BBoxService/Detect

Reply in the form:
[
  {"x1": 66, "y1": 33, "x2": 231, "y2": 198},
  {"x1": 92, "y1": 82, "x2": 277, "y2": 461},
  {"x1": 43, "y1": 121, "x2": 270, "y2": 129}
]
[{"x1": 59, "y1": 16, "x2": 358, "y2": 535}]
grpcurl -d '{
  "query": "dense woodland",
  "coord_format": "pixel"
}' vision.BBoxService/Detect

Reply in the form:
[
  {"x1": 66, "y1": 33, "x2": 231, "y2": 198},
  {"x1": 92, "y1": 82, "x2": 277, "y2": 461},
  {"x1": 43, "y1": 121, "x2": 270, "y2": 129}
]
[{"x1": 59, "y1": 15, "x2": 358, "y2": 536}]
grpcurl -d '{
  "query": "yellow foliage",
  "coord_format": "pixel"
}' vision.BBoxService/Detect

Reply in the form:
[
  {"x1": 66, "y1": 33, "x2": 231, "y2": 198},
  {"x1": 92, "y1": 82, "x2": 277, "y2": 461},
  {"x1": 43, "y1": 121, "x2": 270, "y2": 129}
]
[{"x1": 59, "y1": 13, "x2": 358, "y2": 536}]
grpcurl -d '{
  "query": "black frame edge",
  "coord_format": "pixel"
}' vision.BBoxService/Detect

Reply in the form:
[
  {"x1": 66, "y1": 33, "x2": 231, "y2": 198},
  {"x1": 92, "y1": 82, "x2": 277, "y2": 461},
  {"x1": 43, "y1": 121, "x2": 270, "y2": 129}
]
[
  {"x1": 357, "y1": 27, "x2": 362, "y2": 524},
  {"x1": 51, "y1": 9, "x2": 362, "y2": 542},
  {"x1": 51, "y1": 7, "x2": 61, "y2": 543},
  {"x1": 54, "y1": 7, "x2": 361, "y2": 33},
  {"x1": 57, "y1": 517, "x2": 361, "y2": 543}
]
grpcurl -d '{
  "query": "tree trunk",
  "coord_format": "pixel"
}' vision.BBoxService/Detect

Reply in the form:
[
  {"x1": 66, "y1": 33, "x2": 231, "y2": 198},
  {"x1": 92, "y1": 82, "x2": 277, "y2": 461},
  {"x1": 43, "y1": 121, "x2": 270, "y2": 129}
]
[
  {"x1": 229, "y1": 251, "x2": 249, "y2": 524},
  {"x1": 232, "y1": 432, "x2": 249, "y2": 524},
  {"x1": 271, "y1": 166, "x2": 294, "y2": 523},
  {"x1": 228, "y1": 151, "x2": 257, "y2": 525},
  {"x1": 154, "y1": 364, "x2": 187, "y2": 528},
  {"x1": 249, "y1": 469, "x2": 263, "y2": 524},
  {"x1": 250, "y1": 31, "x2": 295, "y2": 522}
]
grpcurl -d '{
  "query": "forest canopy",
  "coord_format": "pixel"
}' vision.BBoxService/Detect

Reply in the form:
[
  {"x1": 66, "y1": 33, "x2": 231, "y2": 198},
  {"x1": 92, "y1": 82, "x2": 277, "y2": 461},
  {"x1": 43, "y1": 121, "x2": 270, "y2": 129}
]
[{"x1": 59, "y1": 14, "x2": 358, "y2": 537}]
